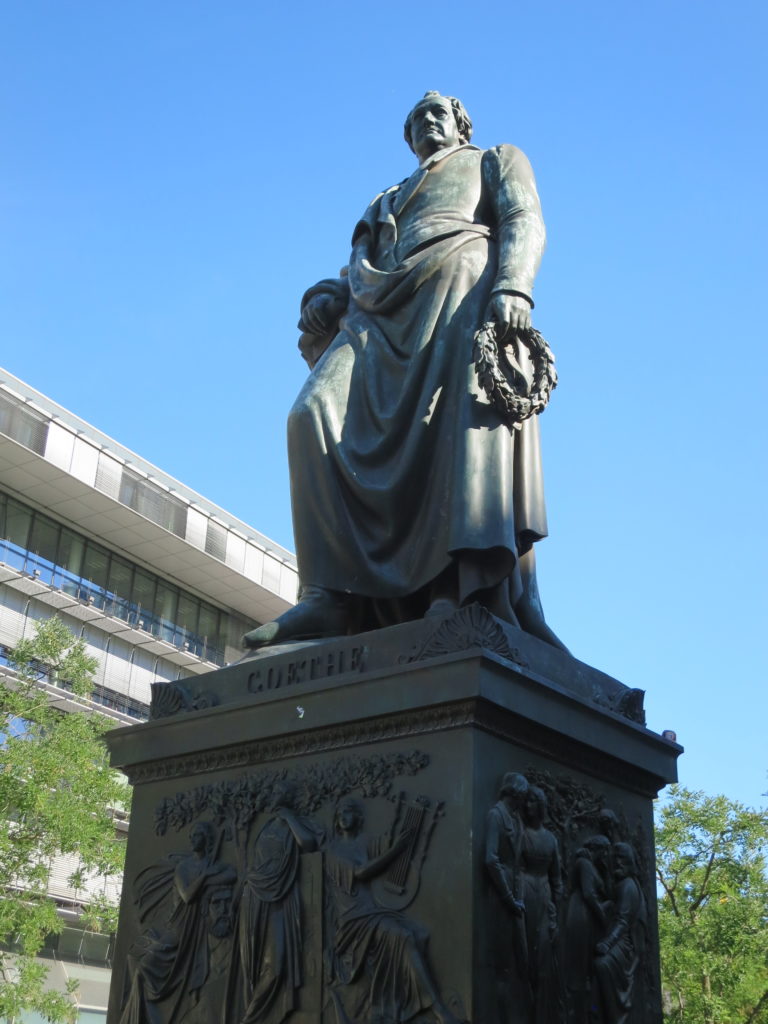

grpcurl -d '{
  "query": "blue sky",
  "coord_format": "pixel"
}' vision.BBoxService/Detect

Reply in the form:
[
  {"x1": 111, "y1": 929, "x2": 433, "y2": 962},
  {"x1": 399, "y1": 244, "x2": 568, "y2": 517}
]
[{"x1": 2, "y1": 1, "x2": 766, "y2": 806}]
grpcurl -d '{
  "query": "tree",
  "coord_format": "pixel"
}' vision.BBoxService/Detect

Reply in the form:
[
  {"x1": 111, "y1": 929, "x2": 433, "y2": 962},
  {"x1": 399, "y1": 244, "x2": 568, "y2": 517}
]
[
  {"x1": 656, "y1": 784, "x2": 768, "y2": 1023},
  {"x1": 0, "y1": 617, "x2": 129, "y2": 1023}
]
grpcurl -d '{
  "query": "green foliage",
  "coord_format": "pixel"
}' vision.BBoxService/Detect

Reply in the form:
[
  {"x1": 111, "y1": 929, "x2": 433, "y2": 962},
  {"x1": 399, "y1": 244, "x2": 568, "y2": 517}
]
[
  {"x1": 656, "y1": 784, "x2": 768, "y2": 1023},
  {"x1": 0, "y1": 617, "x2": 129, "y2": 1022}
]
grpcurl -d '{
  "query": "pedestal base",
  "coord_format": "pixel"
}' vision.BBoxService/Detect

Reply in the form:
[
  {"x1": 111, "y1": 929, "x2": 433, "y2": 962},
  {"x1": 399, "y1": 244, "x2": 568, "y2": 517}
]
[{"x1": 106, "y1": 606, "x2": 680, "y2": 1024}]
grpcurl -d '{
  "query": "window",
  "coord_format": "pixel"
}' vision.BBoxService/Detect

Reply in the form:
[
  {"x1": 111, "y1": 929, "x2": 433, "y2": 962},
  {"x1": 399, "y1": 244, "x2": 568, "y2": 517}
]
[
  {"x1": 80, "y1": 542, "x2": 109, "y2": 595},
  {"x1": 131, "y1": 568, "x2": 156, "y2": 631},
  {"x1": 3, "y1": 498, "x2": 32, "y2": 566},
  {"x1": 154, "y1": 582, "x2": 178, "y2": 643},
  {"x1": 28, "y1": 516, "x2": 60, "y2": 581},
  {"x1": 205, "y1": 521, "x2": 227, "y2": 561},
  {"x1": 119, "y1": 469, "x2": 187, "y2": 536},
  {"x1": 0, "y1": 391, "x2": 49, "y2": 454},
  {"x1": 107, "y1": 555, "x2": 134, "y2": 621},
  {"x1": 54, "y1": 529, "x2": 86, "y2": 597}
]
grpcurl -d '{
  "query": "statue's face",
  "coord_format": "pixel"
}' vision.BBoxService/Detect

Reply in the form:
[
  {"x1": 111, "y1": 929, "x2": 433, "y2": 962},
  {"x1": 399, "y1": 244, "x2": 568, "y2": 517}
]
[
  {"x1": 336, "y1": 799, "x2": 361, "y2": 833},
  {"x1": 524, "y1": 790, "x2": 543, "y2": 823},
  {"x1": 592, "y1": 843, "x2": 610, "y2": 867},
  {"x1": 270, "y1": 781, "x2": 295, "y2": 811},
  {"x1": 190, "y1": 824, "x2": 209, "y2": 853},
  {"x1": 207, "y1": 889, "x2": 234, "y2": 937},
  {"x1": 614, "y1": 846, "x2": 633, "y2": 879},
  {"x1": 408, "y1": 95, "x2": 461, "y2": 161}
]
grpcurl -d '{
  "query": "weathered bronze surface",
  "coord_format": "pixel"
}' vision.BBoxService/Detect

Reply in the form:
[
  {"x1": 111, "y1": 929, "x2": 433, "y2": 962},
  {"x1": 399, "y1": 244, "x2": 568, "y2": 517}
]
[{"x1": 244, "y1": 92, "x2": 565, "y2": 653}]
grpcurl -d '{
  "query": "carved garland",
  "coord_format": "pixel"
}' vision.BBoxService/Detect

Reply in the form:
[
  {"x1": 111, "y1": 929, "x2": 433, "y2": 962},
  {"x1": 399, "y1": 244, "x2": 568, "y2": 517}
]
[
  {"x1": 473, "y1": 321, "x2": 557, "y2": 427},
  {"x1": 153, "y1": 749, "x2": 430, "y2": 836}
]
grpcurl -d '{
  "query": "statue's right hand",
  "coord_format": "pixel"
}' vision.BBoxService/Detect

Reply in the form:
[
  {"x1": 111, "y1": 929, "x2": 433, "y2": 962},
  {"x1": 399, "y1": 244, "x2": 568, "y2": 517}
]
[
  {"x1": 487, "y1": 292, "x2": 532, "y2": 337},
  {"x1": 504, "y1": 893, "x2": 525, "y2": 916},
  {"x1": 301, "y1": 293, "x2": 345, "y2": 335}
]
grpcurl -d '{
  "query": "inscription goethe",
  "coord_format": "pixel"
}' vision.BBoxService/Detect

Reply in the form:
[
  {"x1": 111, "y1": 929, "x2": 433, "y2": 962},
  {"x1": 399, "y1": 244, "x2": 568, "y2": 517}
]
[{"x1": 247, "y1": 644, "x2": 368, "y2": 692}]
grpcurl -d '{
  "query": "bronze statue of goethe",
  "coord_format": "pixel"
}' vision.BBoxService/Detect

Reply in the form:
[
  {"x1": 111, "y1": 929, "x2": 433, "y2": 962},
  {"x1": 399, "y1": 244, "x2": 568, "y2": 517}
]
[{"x1": 245, "y1": 92, "x2": 565, "y2": 652}]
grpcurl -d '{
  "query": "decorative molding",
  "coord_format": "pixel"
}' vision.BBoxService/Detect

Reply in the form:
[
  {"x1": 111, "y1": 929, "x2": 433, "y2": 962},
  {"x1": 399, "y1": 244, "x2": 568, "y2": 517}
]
[
  {"x1": 126, "y1": 702, "x2": 476, "y2": 785},
  {"x1": 150, "y1": 681, "x2": 219, "y2": 719},
  {"x1": 592, "y1": 684, "x2": 646, "y2": 725},
  {"x1": 408, "y1": 604, "x2": 528, "y2": 667},
  {"x1": 124, "y1": 696, "x2": 664, "y2": 797},
  {"x1": 476, "y1": 702, "x2": 663, "y2": 798}
]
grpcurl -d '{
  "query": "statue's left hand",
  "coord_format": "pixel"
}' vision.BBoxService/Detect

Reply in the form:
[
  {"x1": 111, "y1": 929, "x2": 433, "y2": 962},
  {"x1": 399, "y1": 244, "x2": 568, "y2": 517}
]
[
  {"x1": 301, "y1": 293, "x2": 346, "y2": 335},
  {"x1": 488, "y1": 292, "x2": 531, "y2": 336}
]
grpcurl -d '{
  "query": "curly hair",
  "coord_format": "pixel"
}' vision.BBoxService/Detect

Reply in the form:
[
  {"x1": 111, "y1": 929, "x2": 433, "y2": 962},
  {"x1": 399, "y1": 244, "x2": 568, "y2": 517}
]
[{"x1": 403, "y1": 92, "x2": 473, "y2": 153}]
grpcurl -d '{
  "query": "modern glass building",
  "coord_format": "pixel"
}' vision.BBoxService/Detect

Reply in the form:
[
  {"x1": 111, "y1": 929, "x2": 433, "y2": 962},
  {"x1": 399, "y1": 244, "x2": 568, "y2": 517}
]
[{"x1": 0, "y1": 368, "x2": 298, "y2": 1021}]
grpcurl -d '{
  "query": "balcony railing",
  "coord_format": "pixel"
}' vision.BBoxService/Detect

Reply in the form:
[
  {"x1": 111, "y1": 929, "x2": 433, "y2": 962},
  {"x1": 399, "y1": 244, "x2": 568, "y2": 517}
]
[{"x1": 0, "y1": 540, "x2": 225, "y2": 666}]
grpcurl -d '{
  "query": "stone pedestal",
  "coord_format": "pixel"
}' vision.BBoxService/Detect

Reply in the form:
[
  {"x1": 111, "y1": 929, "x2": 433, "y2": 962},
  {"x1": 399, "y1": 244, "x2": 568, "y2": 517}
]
[{"x1": 106, "y1": 606, "x2": 680, "y2": 1024}]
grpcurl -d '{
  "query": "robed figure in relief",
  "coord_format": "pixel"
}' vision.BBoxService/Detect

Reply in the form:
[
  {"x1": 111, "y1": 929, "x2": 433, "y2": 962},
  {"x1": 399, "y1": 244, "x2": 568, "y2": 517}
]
[
  {"x1": 226, "y1": 781, "x2": 323, "y2": 1024},
  {"x1": 245, "y1": 92, "x2": 564, "y2": 651},
  {"x1": 594, "y1": 842, "x2": 648, "y2": 1024},
  {"x1": 324, "y1": 797, "x2": 461, "y2": 1024},
  {"x1": 119, "y1": 822, "x2": 236, "y2": 1024}
]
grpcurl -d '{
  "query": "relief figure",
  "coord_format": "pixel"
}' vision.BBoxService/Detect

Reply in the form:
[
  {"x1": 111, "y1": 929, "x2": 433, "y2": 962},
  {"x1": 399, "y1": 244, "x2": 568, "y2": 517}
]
[
  {"x1": 565, "y1": 835, "x2": 612, "y2": 1024},
  {"x1": 120, "y1": 821, "x2": 236, "y2": 1024},
  {"x1": 594, "y1": 842, "x2": 647, "y2": 1024},
  {"x1": 518, "y1": 786, "x2": 564, "y2": 1024},
  {"x1": 324, "y1": 796, "x2": 461, "y2": 1024},
  {"x1": 484, "y1": 772, "x2": 529, "y2": 1022},
  {"x1": 227, "y1": 780, "x2": 323, "y2": 1024}
]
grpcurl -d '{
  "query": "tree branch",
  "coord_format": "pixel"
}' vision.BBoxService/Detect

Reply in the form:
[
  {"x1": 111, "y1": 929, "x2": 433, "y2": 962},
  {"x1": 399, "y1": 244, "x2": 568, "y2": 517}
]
[
  {"x1": 656, "y1": 866, "x2": 680, "y2": 917},
  {"x1": 689, "y1": 837, "x2": 723, "y2": 915}
]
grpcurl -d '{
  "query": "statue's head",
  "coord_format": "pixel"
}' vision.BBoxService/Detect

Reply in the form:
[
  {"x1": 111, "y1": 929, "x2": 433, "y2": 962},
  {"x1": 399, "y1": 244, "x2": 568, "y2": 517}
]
[
  {"x1": 613, "y1": 841, "x2": 638, "y2": 880},
  {"x1": 524, "y1": 785, "x2": 548, "y2": 825},
  {"x1": 404, "y1": 92, "x2": 473, "y2": 160},
  {"x1": 584, "y1": 833, "x2": 611, "y2": 864},
  {"x1": 499, "y1": 771, "x2": 529, "y2": 807},
  {"x1": 270, "y1": 778, "x2": 298, "y2": 812},
  {"x1": 335, "y1": 795, "x2": 365, "y2": 835},
  {"x1": 205, "y1": 885, "x2": 234, "y2": 937},
  {"x1": 598, "y1": 807, "x2": 620, "y2": 839},
  {"x1": 189, "y1": 820, "x2": 216, "y2": 856}
]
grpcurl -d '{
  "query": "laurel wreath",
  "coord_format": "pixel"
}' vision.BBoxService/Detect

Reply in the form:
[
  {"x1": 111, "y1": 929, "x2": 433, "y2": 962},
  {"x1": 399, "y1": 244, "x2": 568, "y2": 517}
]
[{"x1": 472, "y1": 321, "x2": 558, "y2": 428}]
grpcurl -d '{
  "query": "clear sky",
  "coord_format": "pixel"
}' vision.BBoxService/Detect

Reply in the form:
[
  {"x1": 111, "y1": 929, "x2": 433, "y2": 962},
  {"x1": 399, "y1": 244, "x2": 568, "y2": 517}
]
[{"x1": 2, "y1": 1, "x2": 766, "y2": 807}]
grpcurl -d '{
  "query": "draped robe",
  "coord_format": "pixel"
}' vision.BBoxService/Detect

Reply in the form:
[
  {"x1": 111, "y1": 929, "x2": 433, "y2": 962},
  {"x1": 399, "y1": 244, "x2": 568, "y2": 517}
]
[
  {"x1": 227, "y1": 814, "x2": 320, "y2": 1024},
  {"x1": 290, "y1": 142, "x2": 548, "y2": 614},
  {"x1": 324, "y1": 835, "x2": 437, "y2": 1023}
]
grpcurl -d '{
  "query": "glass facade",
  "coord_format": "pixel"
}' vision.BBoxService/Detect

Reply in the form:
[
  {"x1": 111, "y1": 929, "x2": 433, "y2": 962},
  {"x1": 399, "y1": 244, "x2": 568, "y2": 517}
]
[
  {"x1": 0, "y1": 490, "x2": 230, "y2": 665},
  {"x1": 118, "y1": 465, "x2": 187, "y2": 536},
  {"x1": 0, "y1": 391, "x2": 48, "y2": 455}
]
